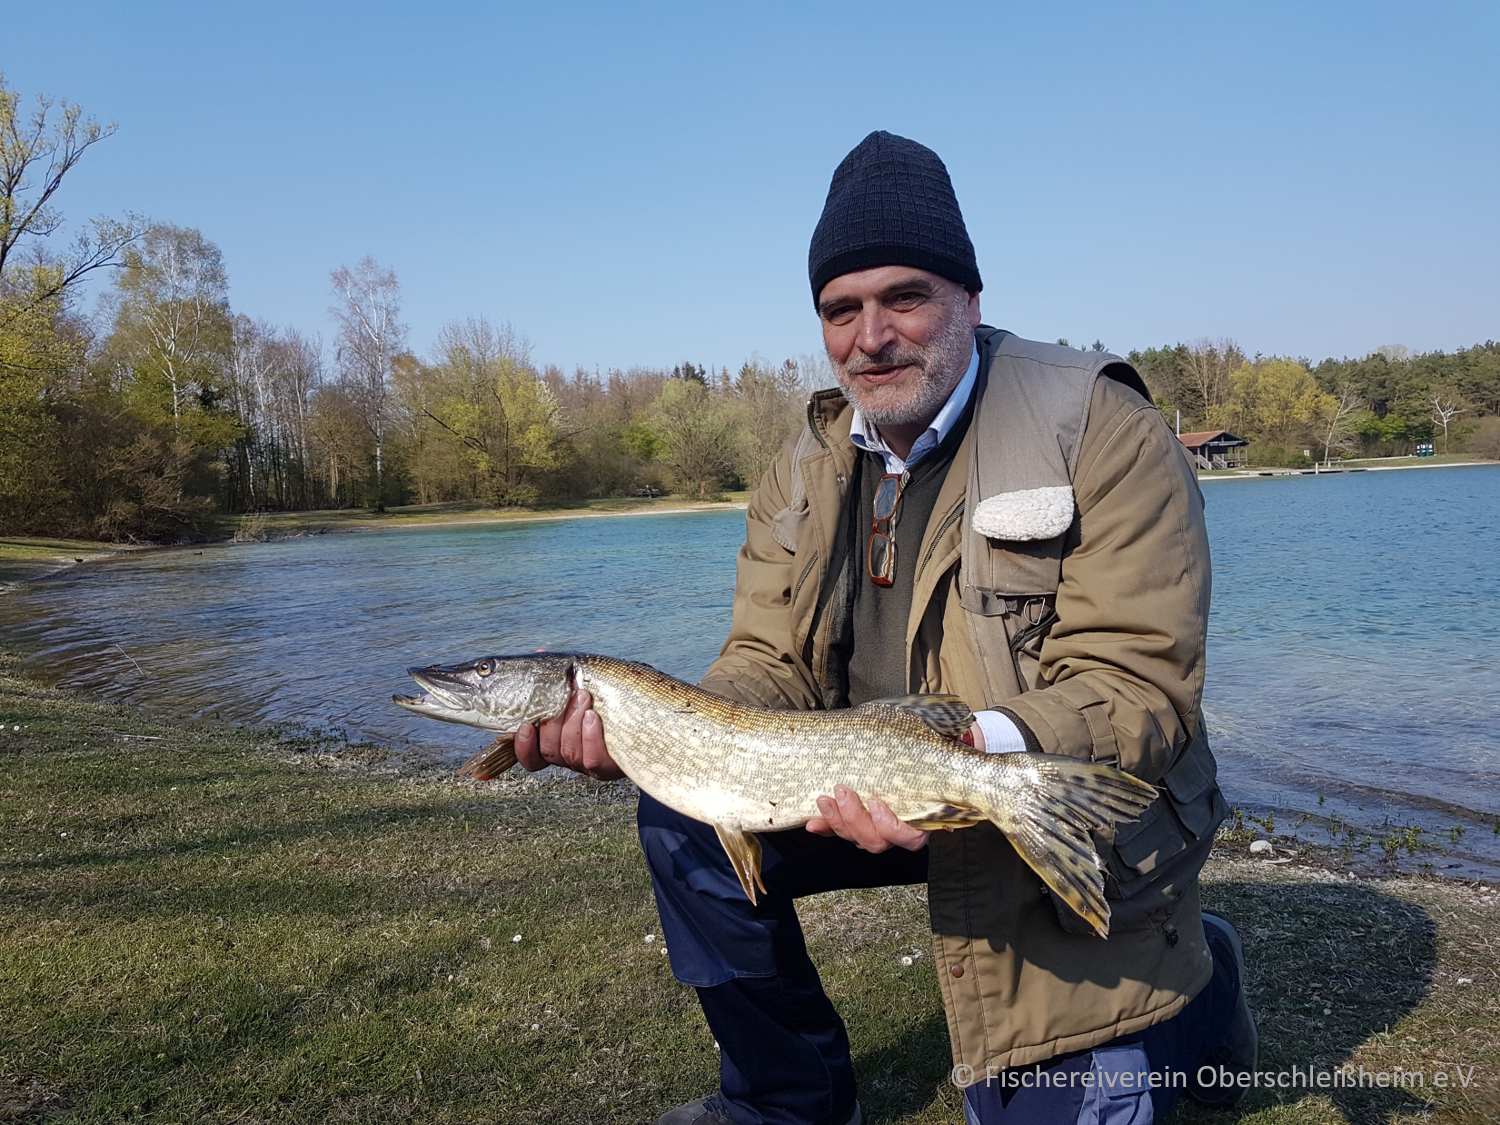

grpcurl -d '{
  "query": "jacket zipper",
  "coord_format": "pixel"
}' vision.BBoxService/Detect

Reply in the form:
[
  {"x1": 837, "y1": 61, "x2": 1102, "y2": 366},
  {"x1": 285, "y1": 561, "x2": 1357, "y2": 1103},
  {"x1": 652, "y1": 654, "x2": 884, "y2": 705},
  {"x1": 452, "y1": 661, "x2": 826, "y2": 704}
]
[
  {"x1": 804, "y1": 396, "x2": 831, "y2": 449},
  {"x1": 793, "y1": 551, "x2": 819, "y2": 603},
  {"x1": 914, "y1": 502, "x2": 965, "y2": 582}
]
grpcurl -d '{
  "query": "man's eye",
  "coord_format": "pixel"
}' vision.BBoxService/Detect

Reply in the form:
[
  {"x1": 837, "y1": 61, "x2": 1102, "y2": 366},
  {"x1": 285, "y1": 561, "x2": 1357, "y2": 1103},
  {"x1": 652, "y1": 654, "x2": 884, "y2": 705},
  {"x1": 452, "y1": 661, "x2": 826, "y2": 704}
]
[
  {"x1": 888, "y1": 292, "x2": 926, "y2": 310},
  {"x1": 823, "y1": 305, "x2": 858, "y2": 324}
]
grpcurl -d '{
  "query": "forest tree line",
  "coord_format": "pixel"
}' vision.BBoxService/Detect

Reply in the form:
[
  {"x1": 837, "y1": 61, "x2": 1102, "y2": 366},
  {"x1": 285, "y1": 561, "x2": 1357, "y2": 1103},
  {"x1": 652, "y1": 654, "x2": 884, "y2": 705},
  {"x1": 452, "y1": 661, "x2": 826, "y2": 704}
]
[
  {"x1": 0, "y1": 75, "x2": 825, "y2": 540},
  {"x1": 3, "y1": 75, "x2": 1497, "y2": 542},
  {"x1": 1129, "y1": 337, "x2": 1500, "y2": 467}
]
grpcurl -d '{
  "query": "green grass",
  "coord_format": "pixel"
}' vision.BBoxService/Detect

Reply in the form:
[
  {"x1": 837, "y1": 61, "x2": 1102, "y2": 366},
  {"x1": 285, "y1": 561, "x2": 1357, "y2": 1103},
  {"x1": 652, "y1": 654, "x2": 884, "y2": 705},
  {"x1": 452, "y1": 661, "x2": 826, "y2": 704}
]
[
  {"x1": 0, "y1": 538, "x2": 120, "y2": 586},
  {"x1": 1336, "y1": 454, "x2": 1492, "y2": 468},
  {"x1": 2, "y1": 650, "x2": 1496, "y2": 1123}
]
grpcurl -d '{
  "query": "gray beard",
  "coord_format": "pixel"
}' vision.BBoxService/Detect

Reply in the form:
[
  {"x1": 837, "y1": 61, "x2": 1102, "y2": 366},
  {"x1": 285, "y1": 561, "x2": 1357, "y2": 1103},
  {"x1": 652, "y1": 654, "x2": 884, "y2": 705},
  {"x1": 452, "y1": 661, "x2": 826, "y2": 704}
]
[{"x1": 831, "y1": 303, "x2": 975, "y2": 427}]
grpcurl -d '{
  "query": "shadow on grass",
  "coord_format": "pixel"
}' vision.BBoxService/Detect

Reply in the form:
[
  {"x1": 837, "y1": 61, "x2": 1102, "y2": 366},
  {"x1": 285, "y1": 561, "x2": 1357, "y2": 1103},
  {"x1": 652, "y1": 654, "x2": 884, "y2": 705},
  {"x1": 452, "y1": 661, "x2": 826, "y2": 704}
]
[
  {"x1": 839, "y1": 878, "x2": 1441, "y2": 1125},
  {"x1": 854, "y1": 1011, "x2": 956, "y2": 1123},
  {"x1": 1169, "y1": 878, "x2": 1437, "y2": 1124}
]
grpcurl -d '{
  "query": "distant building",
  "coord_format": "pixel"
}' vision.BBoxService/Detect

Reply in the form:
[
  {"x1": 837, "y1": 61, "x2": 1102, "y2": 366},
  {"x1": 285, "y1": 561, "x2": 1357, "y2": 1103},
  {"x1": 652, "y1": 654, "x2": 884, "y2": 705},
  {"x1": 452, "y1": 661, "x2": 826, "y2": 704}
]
[{"x1": 1177, "y1": 429, "x2": 1249, "y2": 470}]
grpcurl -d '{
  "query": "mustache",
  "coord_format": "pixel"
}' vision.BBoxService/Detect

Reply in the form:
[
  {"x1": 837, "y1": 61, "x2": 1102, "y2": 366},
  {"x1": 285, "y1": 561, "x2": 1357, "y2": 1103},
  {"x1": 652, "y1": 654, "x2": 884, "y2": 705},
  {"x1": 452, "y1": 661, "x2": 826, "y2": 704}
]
[{"x1": 838, "y1": 343, "x2": 931, "y2": 378}]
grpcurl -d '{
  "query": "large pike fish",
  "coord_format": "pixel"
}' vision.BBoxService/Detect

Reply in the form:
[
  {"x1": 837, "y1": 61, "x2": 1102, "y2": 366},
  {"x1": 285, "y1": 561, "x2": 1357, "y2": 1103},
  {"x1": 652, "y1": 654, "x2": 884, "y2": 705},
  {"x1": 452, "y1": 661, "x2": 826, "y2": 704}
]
[{"x1": 394, "y1": 653, "x2": 1156, "y2": 937}]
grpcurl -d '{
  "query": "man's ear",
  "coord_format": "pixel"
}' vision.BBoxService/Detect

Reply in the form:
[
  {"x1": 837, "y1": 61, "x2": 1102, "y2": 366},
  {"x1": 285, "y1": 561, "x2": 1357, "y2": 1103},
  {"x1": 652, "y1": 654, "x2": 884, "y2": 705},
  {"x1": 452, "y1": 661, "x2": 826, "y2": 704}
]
[{"x1": 966, "y1": 288, "x2": 982, "y2": 328}]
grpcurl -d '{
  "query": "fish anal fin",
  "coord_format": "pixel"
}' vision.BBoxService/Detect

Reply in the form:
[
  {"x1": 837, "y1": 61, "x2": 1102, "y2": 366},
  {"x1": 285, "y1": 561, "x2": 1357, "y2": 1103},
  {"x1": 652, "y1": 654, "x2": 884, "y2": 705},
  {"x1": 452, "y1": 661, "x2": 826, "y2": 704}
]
[
  {"x1": 714, "y1": 825, "x2": 766, "y2": 905},
  {"x1": 457, "y1": 736, "x2": 517, "y2": 781},
  {"x1": 906, "y1": 803, "x2": 987, "y2": 831},
  {"x1": 861, "y1": 694, "x2": 975, "y2": 740}
]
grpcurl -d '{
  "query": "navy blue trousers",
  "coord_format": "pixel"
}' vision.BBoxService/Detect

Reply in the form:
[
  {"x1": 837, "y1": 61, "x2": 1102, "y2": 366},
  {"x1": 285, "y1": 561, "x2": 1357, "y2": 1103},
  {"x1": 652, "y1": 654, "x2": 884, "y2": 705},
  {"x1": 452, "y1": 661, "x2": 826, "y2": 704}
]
[{"x1": 638, "y1": 792, "x2": 1237, "y2": 1125}]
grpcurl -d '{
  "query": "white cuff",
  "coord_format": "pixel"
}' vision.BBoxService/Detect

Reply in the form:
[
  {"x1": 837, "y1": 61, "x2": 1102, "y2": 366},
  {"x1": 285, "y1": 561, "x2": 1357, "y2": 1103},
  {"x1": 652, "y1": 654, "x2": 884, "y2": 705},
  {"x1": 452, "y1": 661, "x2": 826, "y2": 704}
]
[{"x1": 974, "y1": 710, "x2": 1028, "y2": 754}]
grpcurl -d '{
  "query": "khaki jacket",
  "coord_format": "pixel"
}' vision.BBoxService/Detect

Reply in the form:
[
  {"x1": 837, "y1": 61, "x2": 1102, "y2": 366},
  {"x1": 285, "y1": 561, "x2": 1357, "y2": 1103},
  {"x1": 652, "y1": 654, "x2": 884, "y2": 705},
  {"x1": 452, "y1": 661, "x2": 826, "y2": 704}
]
[{"x1": 698, "y1": 331, "x2": 1218, "y2": 1072}]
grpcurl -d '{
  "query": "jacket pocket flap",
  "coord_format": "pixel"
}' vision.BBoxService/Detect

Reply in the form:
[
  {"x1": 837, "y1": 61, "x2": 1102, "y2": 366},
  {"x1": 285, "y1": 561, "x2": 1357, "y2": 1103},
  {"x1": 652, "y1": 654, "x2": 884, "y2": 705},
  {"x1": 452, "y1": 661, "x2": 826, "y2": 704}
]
[
  {"x1": 1111, "y1": 799, "x2": 1188, "y2": 880},
  {"x1": 962, "y1": 537, "x2": 1066, "y2": 602},
  {"x1": 1170, "y1": 784, "x2": 1228, "y2": 840},
  {"x1": 1163, "y1": 731, "x2": 1217, "y2": 805},
  {"x1": 771, "y1": 498, "x2": 808, "y2": 554}
]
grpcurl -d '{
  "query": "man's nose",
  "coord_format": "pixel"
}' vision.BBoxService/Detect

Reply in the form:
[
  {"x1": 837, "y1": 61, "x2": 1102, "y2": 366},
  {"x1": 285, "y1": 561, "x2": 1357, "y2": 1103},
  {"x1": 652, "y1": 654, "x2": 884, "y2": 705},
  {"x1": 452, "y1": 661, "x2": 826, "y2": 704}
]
[{"x1": 854, "y1": 305, "x2": 899, "y2": 356}]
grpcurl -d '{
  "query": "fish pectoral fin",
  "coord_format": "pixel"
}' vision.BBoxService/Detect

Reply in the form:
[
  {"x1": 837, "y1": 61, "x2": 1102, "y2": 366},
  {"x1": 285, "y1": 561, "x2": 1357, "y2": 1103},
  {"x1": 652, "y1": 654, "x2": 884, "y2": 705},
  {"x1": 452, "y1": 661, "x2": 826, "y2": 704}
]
[
  {"x1": 860, "y1": 694, "x2": 975, "y2": 740},
  {"x1": 714, "y1": 825, "x2": 766, "y2": 905},
  {"x1": 457, "y1": 736, "x2": 518, "y2": 781}
]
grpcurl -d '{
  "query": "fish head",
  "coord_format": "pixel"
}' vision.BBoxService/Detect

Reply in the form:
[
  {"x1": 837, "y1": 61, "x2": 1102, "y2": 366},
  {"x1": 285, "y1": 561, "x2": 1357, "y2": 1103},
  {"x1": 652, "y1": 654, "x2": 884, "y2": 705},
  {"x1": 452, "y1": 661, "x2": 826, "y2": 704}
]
[{"x1": 394, "y1": 653, "x2": 577, "y2": 732}]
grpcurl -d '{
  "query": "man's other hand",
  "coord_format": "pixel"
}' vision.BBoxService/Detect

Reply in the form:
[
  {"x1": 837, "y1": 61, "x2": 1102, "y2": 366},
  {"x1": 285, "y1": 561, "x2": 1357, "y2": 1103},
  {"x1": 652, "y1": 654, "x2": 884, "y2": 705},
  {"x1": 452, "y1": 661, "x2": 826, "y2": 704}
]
[
  {"x1": 514, "y1": 689, "x2": 626, "y2": 781},
  {"x1": 808, "y1": 785, "x2": 930, "y2": 852}
]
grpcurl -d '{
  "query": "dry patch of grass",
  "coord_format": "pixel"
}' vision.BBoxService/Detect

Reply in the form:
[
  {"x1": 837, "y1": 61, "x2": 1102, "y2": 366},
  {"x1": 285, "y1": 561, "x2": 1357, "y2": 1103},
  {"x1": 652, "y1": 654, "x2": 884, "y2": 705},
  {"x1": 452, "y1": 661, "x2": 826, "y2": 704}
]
[
  {"x1": 217, "y1": 494, "x2": 751, "y2": 541},
  {"x1": 2, "y1": 652, "x2": 1495, "y2": 1123}
]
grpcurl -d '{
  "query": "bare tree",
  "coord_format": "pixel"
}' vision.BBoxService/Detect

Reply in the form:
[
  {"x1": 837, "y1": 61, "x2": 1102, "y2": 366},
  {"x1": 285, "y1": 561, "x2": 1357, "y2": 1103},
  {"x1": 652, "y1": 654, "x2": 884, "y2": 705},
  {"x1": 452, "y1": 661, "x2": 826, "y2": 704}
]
[
  {"x1": 330, "y1": 258, "x2": 406, "y2": 510},
  {"x1": 1181, "y1": 338, "x2": 1245, "y2": 421},
  {"x1": 0, "y1": 72, "x2": 137, "y2": 321},
  {"x1": 1431, "y1": 393, "x2": 1466, "y2": 453},
  {"x1": 1320, "y1": 384, "x2": 1364, "y2": 466}
]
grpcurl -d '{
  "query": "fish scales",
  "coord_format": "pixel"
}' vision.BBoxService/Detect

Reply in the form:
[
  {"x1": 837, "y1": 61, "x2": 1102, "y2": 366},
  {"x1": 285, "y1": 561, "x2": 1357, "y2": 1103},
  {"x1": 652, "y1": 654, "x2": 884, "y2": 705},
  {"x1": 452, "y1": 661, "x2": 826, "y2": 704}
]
[
  {"x1": 585, "y1": 659, "x2": 969, "y2": 831},
  {"x1": 394, "y1": 652, "x2": 1157, "y2": 937}
]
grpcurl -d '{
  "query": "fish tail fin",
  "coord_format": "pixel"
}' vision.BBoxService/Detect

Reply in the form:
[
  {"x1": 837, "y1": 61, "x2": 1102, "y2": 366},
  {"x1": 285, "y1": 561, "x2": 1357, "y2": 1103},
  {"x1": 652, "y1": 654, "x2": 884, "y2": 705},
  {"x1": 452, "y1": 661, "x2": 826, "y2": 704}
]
[
  {"x1": 977, "y1": 757, "x2": 1157, "y2": 938},
  {"x1": 714, "y1": 825, "x2": 766, "y2": 905},
  {"x1": 457, "y1": 736, "x2": 517, "y2": 781}
]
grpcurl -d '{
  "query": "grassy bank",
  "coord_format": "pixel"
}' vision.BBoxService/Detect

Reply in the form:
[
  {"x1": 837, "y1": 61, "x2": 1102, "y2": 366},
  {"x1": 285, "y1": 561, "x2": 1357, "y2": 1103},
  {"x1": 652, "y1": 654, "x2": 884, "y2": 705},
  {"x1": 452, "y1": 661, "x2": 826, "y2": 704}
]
[
  {"x1": 2, "y1": 655, "x2": 1496, "y2": 1124},
  {"x1": 219, "y1": 495, "x2": 751, "y2": 540},
  {"x1": 0, "y1": 538, "x2": 123, "y2": 587}
]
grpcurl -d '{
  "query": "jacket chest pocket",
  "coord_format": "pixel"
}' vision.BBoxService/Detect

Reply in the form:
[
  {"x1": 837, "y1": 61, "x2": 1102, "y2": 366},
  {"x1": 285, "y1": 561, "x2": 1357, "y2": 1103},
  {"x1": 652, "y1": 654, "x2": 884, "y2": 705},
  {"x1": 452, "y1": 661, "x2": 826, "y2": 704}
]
[{"x1": 960, "y1": 533, "x2": 1068, "y2": 699}]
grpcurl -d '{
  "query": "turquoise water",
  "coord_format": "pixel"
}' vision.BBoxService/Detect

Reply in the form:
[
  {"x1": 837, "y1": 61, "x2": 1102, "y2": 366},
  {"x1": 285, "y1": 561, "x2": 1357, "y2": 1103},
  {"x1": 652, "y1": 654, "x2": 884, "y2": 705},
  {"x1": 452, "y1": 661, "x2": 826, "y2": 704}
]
[
  {"x1": 2, "y1": 466, "x2": 1497, "y2": 872},
  {"x1": 1201, "y1": 465, "x2": 1500, "y2": 873}
]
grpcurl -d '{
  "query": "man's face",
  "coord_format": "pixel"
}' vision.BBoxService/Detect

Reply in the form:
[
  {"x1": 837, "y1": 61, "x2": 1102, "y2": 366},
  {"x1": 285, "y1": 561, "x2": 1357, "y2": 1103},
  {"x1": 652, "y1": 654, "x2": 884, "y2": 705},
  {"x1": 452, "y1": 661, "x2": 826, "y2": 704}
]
[{"x1": 818, "y1": 266, "x2": 981, "y2": 427}]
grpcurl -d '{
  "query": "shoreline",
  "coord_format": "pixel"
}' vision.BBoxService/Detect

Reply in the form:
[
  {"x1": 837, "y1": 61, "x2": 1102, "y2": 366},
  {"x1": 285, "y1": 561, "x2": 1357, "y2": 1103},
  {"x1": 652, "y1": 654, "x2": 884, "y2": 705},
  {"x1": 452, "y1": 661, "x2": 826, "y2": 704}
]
[
  {"x1": 1198, "y1": 458, "x2": 1497, "y2": 482},
  {"x1": 303, "y1": 499, "x2": 750, "y2": 537}
]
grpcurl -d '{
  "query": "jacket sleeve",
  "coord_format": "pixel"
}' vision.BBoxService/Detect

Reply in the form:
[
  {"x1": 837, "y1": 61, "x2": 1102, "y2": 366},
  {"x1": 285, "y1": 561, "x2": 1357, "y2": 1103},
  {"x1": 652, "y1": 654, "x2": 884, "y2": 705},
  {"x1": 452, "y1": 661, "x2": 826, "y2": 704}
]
[
  {"x1": 997, "y1": 379, "x2": 1210, "y2": 783},
  {"x1": 697, "y1": 438, "x2": 823, "y2": 711}
]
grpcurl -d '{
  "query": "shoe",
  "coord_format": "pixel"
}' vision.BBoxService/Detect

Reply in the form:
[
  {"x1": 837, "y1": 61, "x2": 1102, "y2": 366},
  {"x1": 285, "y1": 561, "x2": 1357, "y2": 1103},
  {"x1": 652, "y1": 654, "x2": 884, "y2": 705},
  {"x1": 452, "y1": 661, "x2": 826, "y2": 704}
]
[
  {"x1": 653, "y1": 1096, "x2": 734, "y2": 1125},
  {"x1": 653, "y1": 1095, "x2": 862, "y2": 1125},
  {"x1": 1187, "y1": 910, "x2": 1259, "y2": 1108}
]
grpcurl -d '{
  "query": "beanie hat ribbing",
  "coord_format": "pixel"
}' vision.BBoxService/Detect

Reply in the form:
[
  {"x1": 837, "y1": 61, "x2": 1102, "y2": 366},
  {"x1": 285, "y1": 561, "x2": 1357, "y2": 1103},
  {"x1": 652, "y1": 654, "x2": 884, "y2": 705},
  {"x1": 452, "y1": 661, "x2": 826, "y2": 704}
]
[{"x1": 808, "y1": 131, "x2": 981, "y2": 304}]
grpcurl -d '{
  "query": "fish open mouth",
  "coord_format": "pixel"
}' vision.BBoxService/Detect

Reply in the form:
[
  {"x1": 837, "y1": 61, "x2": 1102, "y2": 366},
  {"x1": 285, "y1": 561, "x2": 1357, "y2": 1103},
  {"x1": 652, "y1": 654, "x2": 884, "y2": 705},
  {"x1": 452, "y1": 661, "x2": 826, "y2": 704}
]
[
  {"x1": 394, "y1": 667, "x2": 474, "y2": 716},
  {"x1": 407, "y1": 669, "x2": 469, "y2": 707}
]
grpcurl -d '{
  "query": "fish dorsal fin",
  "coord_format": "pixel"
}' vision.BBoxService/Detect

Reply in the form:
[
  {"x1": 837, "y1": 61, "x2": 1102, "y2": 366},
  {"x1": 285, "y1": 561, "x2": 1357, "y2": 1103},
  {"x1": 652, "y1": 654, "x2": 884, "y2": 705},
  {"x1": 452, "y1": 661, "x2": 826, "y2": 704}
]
[{"x1": 860, "y1": 694, "x2": 975, "y2": 740}]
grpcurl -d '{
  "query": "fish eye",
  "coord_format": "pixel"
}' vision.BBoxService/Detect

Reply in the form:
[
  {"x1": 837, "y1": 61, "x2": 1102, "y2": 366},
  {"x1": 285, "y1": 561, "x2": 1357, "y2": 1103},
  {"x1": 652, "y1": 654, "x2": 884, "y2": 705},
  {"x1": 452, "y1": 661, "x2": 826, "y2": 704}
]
[{"x1": 476, "y1": 660, "x2": 493, "y2": 677}]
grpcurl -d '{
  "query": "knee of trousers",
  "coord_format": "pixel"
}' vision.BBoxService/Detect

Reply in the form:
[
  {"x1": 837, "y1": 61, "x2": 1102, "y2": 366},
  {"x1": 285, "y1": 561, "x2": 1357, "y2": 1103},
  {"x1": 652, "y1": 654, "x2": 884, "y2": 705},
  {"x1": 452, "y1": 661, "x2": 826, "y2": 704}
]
[{"x1": 637, "y1": 791, "x2": 792, "y2": 986}]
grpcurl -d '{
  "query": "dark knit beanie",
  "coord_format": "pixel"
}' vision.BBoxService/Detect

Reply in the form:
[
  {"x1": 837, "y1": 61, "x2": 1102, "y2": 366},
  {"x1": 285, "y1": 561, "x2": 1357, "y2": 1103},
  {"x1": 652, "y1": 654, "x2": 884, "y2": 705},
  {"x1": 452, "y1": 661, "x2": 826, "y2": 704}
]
[{"x1": 808, "y1": 131, "x2": 981, "y2": 305}]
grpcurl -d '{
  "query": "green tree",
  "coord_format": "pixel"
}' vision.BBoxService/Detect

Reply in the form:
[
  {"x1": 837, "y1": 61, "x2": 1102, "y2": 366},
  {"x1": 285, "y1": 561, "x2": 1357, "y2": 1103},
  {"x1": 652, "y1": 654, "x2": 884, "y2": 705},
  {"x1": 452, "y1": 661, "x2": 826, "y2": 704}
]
[
  {"x1": 105, "y1": 223, "x2": 237, "y2": 445},
  {"x1": 1218, "y1": 358, "x2": 1332, "y2": 446},
  {"x1": 0, "y1": 73, "x2": 136, "y2": 533},
  {"x1": 405, "y1": 318, "x2": 569, "y2": 507},
  {"x1": 648, "y1": 377, "x2": 744, "y2": 498}
]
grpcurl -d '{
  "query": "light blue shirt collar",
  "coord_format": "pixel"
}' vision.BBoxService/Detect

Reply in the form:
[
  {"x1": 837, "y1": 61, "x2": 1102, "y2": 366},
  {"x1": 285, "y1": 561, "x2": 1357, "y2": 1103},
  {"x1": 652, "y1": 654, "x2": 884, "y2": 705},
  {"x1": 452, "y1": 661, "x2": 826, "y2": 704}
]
[{"x1": 848, "y1": 342, "x2": 980, "y2": 474}]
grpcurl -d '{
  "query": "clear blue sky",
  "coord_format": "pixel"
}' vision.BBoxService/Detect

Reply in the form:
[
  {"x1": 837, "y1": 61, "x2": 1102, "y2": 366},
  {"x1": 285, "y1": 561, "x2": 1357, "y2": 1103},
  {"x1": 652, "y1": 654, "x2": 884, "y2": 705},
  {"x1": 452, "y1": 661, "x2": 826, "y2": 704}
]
[{"x1": 7, "y1": 1, "x2": 1497, "y2": 375}]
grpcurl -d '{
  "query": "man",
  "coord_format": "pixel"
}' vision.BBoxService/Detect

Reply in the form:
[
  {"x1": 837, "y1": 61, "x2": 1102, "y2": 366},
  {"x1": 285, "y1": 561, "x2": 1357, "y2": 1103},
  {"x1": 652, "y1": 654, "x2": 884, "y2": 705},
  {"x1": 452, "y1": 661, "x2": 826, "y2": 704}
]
[{"x1": 514, "y1": 132, "x2": 1257, "y2": 1125}]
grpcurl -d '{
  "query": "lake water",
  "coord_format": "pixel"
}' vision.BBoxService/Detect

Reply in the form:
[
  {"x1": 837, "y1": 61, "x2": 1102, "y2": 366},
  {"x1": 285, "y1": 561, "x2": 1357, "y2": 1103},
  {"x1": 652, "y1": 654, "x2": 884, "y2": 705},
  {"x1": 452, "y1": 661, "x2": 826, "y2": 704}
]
[{"x1": 2, "y1": 466, "x2": 1498, "y2": 875}]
